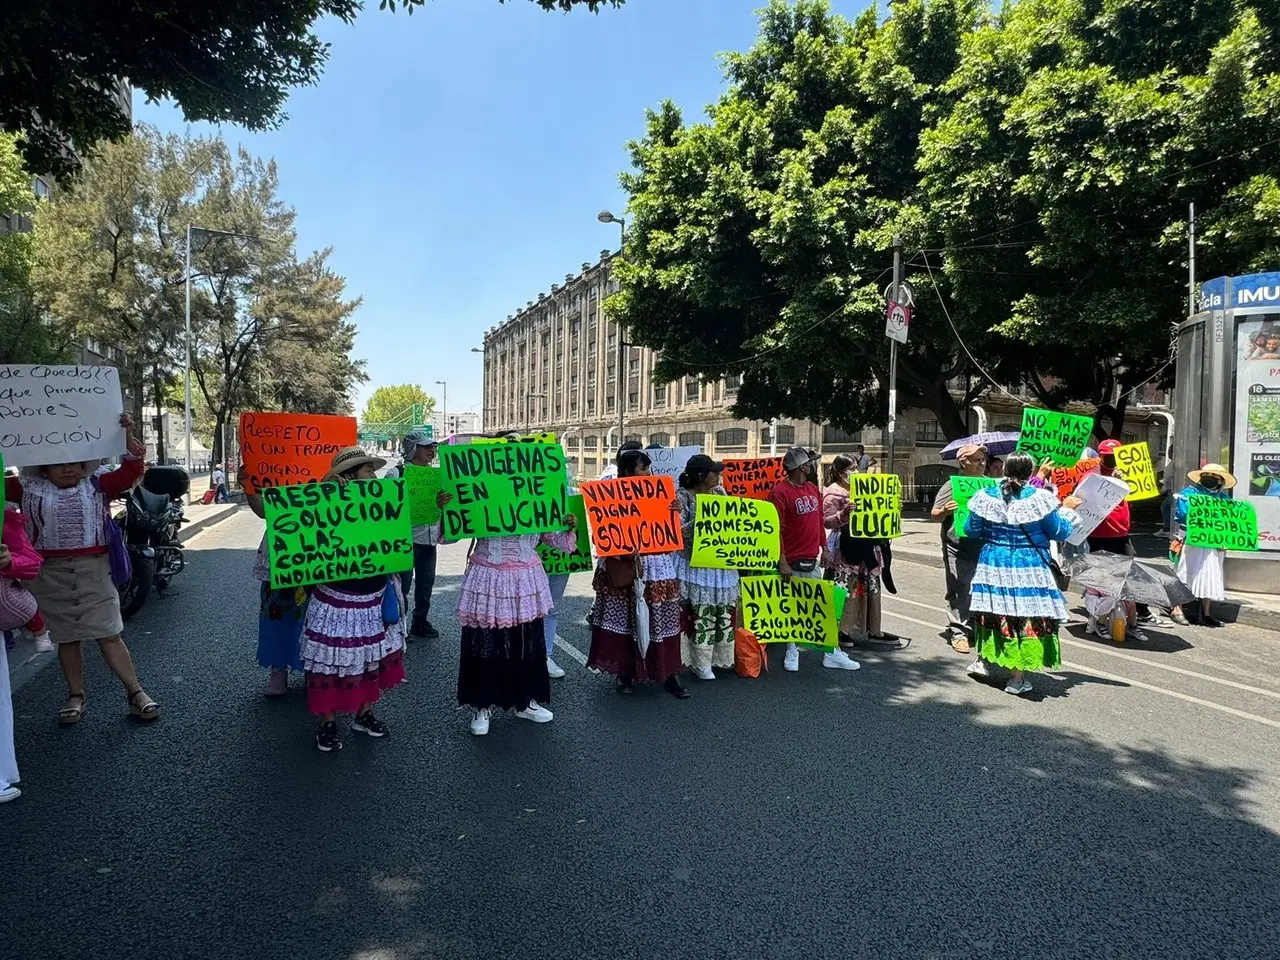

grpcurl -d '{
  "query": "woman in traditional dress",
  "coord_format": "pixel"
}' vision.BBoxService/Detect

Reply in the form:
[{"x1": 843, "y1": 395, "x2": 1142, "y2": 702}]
[
  {"x1": 964, "y1": 452, "x2": 1082, "y2": 697},
  {"x1": 672, "y1": 454, "x2": 740, "y2": 680},
  {"x1": 6, "y1": 415, "x2": 159, "y2": 724},
  {"x1": 822, "y1": 454, "x2": 891, "y2": 654},
  {"x1": 300, "y1": 448, "x2": 410, "y2": 752},
  {"x1": 586, "y1": 449, "x2": 689, "y2": 698},
  {"x1": 456, "y1": 485, "x2": 579, "y2": 736},
  {"x1": 1168, "y1": 464, "x2": 1235, "y2": 627}
]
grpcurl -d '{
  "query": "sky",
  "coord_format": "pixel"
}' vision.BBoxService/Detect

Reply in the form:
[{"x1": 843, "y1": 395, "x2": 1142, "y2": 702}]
[{"x1": 135, "y1": 0, "x2": 869, "y2": 421}]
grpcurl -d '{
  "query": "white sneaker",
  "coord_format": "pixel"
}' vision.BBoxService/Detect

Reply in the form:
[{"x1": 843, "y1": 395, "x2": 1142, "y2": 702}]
[
  {"x1": 693, "y1": 666, "x2": 715, "y2": 681},
  {"x1": 822, "y1": 649, "x2": 861, "y2": 671},
  {"x1": 32, "y1": 632, "x2": 53, "y2": 653},
  {"x1": 966, "y1": 658, "x2": 990, "y2": 678},
  {"x1": 783, "y1": 646, "x2": 800, "y2": 672},
  {"x1": 470, "y1": 709, "x2": 490, "y2": 736},
  {"x1": 0, "y1": 785, "x2": 22, "y2": 803},
  {"x1": 1004, "y1": 678, "x2": 1034, "y2": 696},
  {"x1": 546, "y1": 657, "x2": 566, "y2": 679},
  {"x1": 516, "y1": 702, "x2": 554, "y2": 723}
]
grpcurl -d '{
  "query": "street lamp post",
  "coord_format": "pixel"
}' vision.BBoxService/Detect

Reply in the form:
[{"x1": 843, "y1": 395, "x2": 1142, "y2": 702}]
[
  {"x1": 435, "y1": 380, "x2": 447, "y2": 441},
  {"x1": 598, "y1": 211, "x2": 626, "y2": 453}
]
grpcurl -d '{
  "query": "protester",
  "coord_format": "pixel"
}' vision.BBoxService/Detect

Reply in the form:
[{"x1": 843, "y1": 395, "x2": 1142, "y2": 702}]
[
  {"x1": 456, "y1": 482, "x2": 579, "y2": 736},
  {"x1": 586, "y1": 449, "x2": 688, "y2": 698},
  {"x1": 6, "y1": 415, "x2": 160, "y2": 725},
  {"x1": 599, "y1": 439, "x2": 643, "y2": 481},
  {"x1": 822, "y1": 454, "x2": 884, "y2": 654},
  {"x1": 0, "y1": 507, "x2": 44, "y2": 804},
  {"x1": 301, "y1": 447, "x2": 411, "y2": 752},
  {"x1": 986, "y1": 456, "x2": 1004, "y2": 479},
  {"x1": 930, "y1": 443, "x2": 989, "y2": 652},
  {"x1": 768, "y1": 446, "x2": 860, "y2": 672},
  {"x1": 1083, "y1": 439, "x2": 1152, "y2": 640},
  {"x1": 964, "y1": 452, "x2": 1083, "y2": 696},
  {"x1": 542, "y1": 456, "x2": 578, "y2": 680},
  {"x1": 852, "y1": 444, "x2": 874, "y2": 472},
  {"x1": 673, "y1": 454, "x2": 739, "y2": 679},
  {"x1": 396, "y1": 429, "x2": 443, "y2": 641},
  {"x1": 1169, "y1": 464, "x2": 1235, "y2": 627}
]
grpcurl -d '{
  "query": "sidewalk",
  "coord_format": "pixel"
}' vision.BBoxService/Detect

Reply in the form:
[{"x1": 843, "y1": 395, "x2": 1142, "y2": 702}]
[
  {"x1": 894, "y1": 510, "x2": 1280, "y2": 633},
  {"x1": 4, "y1": 502, "x2": 242, "y2": 693}
]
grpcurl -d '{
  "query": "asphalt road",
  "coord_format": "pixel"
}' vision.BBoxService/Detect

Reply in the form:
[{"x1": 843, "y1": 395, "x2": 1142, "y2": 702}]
[{"x1": 4, "y1": 511, "x2": 1280, "y2": 960}]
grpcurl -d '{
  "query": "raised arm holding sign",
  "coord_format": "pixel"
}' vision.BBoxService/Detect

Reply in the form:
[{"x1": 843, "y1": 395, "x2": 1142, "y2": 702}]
[{"x1": 1114, "y1": 442, "x2": 1159, "y2": 501}]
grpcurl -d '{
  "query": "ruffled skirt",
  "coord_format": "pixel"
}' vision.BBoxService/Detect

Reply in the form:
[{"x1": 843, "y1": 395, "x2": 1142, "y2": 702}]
[
  {"x1": 458, "y1": 559, "x2": 552, "y2": 629},
  {"x1": 301, "y1": 584, "x2": 405, "y2": 715},
  {"x1": 681, "y1": 603, "x2": 737, "y2": 670},
  {"x1": 672, "y1": 552, "x2": 740, "y2": 608},
  {"x1": 973, "y1": 613, "x2": 1061, "y2": 673},
  {"x1": 1177, "y1": 546, "x2": 1225, "y2": 602},
  {"x1": 258, "y1": 583, "x2": 306, "y2": 671},
  {"x1": 457, "y1": 621, "x2": 550, "y2": 710},
  {"x1": 970, "y1": 544, "x2": 1067, "y2": 620},
  {"x1": 586, "y1": 567, "x2": 683, "y2": 682}
]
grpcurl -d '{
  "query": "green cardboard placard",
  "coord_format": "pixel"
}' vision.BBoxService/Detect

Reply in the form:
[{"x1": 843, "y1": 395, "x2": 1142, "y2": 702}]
[
  {"x1": 1017, "y1": 408, "x2": 1095, "y2": 466},
  {"x1": 263, "y1": 478, "x2": 414, "y2": 589},
  {"x1": 1185, "y1": 495, "x2": 1259, "y2": 551},
  {"x1": 403, "y1": 463, "x2": 442, "y2": 526},
  {"x1": 439, "y1": 441, "x2": 569, "y2": 539},
  {"x1": 690, "y1": 494, "x2": 780, "y2": 570},
  {"x1": 950, "y1": 476, "x2": 998, "y2": 538},
  {"x1": 741, "y1": 575, "x2": 838, "y2": 651},
  {"x1": 847, "y1": 474, "x2": 902, "y2": 539},
  {"x1": 538, "y1": 494, "x2": 593, "y2": 575}
]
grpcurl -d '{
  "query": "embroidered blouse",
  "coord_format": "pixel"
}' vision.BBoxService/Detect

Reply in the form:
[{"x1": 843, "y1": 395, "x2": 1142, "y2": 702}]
[{"x1": 6, "y1": 458, "x2": 144, "y2": 557}]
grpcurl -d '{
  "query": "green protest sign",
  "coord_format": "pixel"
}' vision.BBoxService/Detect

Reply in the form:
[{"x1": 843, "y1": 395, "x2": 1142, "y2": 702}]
[
  {"x1": 690, "y1": 495, "x2": 780, "y2": 570},
  {"x1": 537, "y1": 494, "x2": 593, "y2": 575},
  {"x1": 950, "y1": 476, "x2": 998, "y2": 538},
  {"x1": 263, "y1": 478, "x2": 413, "y2": 589},
  {"x1": 847, "y1": 474, "x2": 902, "y2": 539},
  {"x1": 439, "y1": 441, "x2": 569, "y2": 538},
  {"x1": 403, "y1": 464, "x2": 441, "y2": 526},
  {"x1": 1017, "y1": 408, "x2": 1095, "y2": 466},
  {"x1": 1185, "y1": 495, "x2": 1259, "y2": 551},
  {"x1": 741, "y1": 575, "x2": 838, "y2": 651}
]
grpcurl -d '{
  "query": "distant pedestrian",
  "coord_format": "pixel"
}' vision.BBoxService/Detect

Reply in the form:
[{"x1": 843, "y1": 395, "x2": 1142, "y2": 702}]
[
  {"x1": 396, "y1": 429, "x2": 443, "y2": 641},
  {"x1": 586, "y1": 449, "x2": 688, "y2": 698},
  {"x1": 1169, "y1": 464, "x2": 1235, "y2": 627},
  {"x1": 599, "y1": 439, "x2": 643, "y2": 481},
  {"x1": 239, "y1": 464, "x2": 305, "y2": 698},
  {"x1": 852, "y1": 444, "x2": 875, "y2": 473},
  {"x1": 963, "y1": 452, "x2": 1082, "y2": 696},
  {"x1": 673, "y1": 454, "x2": 739, "y2": 679},
  {"x1": 456, "y1": 494, "x2": 580, "y2": 736},
  {"x1": 768, "y1": 446, "x2": 860, "y2": 672},
  {"x1": 931, "y1": 443, "x2": 989, "y2": 652},
  {"x1": 302, "y1": 448, "x2": 409, "y2": 752},
  {"x1": 6, "y1": 415, "x2": 160, "y2": 724}
]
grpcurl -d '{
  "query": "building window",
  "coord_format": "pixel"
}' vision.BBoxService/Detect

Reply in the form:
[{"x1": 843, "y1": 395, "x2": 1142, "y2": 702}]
[
  {"x1": 915, "y1": 416, "x2": 946, "y2": 444},
  {"x1": 653, "y1": 383, "x2": 667, "y2": 407},
  {"x1": 629, "y1": 358, "x2": 640, "y2": 375},
  {"x1": 725, "y1": 373, "x2": 741, "y2": 394},
  {"x1": 822, "y1": 424, "x2": 863, "y2": 445},
  {"x1": 624, "y1": 434, "x2": 643, "y2": 443},
  {"x1": 760, "y1": 425, "x2": 796, "y2": 447},
  {"x1": 649, "y1": 432, "x2": 671, "y2": 447},
  {"x1": 583, "y1": 435, "x2": 598, "y2": 450},
  {"x1": 678, "y1": 431, "x2": 704, "y2": 447},
  {"x1": 715, "y1": 428, "x2": 748, "y2": 449},
  {"x1": 684, "y1": 377, "x2": 700, "y2": 402},
  {"x1": 566, "y1": 436, "x2": 579, "y2": 449},
  {"x1": 32, "y1": 177, "x2": 51, "y2": 200},
  {"x1": 628, "y1": 389, "x2": 639, "y2": 407}
]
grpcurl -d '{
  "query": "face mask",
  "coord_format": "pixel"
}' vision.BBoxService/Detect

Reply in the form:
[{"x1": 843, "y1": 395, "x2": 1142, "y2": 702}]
[{"x1": 1201, "y1": 476, "x2": 1222, "y2": 490}]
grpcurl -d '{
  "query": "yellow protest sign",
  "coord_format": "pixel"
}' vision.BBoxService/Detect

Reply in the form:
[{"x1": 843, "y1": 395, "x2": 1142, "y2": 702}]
[
  {"x1": 1114, "y1": 442, "x2": 1159, "y2": 501},
  {"x1": 847, "y1": 474, "x2": 902, "y2": 539},
  {"x1": 690, "y1": 495, "x2": 779, "y2": 570},
  {"x1": 741, "y1": 576, "x2": 838, "y2": 650}
]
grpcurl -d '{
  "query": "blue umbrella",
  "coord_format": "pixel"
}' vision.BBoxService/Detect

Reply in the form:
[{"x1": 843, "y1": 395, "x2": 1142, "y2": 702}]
[{"x1": 940, "y1": 431, "x2": 1020, "y2": 461}]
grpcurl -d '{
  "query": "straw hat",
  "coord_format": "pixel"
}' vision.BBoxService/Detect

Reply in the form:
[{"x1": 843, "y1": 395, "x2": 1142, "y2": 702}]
[
  {"x1": 323, "y1": 446, "x2": 386, "y2": 482},
  {"x1": 1188, "y1": 463, "x2": 1236, "y2": 489}
]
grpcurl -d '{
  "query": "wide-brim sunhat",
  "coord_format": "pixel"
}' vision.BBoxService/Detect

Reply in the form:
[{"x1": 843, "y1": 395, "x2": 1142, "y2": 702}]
[
  {"x1": 1188, "y1": 463, "x2": 1236, "y2": 489},
  {"x1": 323, "y1": 446, "x2": 386, "y2": 481}
]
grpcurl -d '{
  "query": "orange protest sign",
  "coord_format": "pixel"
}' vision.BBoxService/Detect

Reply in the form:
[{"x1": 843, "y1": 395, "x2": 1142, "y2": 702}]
[
  {"x1": 1049, "y1": 457, "x2": 1101, "y2": 502},
  {"x1": 579, "y1": 475, "x2": 683, "y2": 557},
  {"x1": 239, "y1": 412, "x2": 358, "y2": 494},
  {"x1": 721, "y1": 457, "x2": 786, "y2": 500}
]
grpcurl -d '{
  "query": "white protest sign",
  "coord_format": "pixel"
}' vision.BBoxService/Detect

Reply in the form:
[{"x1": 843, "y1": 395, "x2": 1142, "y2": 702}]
[
  {"x1": 1066, "y1": 472, "x2": 1129, "y2": 546},
  {"x1": 647, "y1": 445, "x2": 700, "y2": 479},
  {"x1": 0, "y1": 365, "x2": 125, "y2": 467}
]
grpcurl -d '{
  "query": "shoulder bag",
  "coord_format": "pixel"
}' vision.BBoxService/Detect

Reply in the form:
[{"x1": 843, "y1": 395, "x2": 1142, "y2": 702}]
[{"x1": 1017, "y1": 523, "x2": 1069, "y2": 592}]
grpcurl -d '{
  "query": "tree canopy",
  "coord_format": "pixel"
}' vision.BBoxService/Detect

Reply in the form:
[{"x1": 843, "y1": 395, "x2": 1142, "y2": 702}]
[
  {"x1": 2, "y1": 0, "x2": 623, "y2": 181},
  {"x1": 610, "y1": 0, "x2": 1280, "y2": 441},
  {"x1": 361, "y1": 384, "x2": 435, "y2": 426}
]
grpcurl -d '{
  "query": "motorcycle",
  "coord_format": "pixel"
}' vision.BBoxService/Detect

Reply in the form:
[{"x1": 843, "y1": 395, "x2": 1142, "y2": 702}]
[{"x1": 115, "y1": 465, "x2": 190, "y2": 620}]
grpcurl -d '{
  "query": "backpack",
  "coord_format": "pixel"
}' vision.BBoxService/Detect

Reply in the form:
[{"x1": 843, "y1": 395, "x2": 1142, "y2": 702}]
[{"x1": 734, "y1": 628, "x2": 768, "y2": 678}]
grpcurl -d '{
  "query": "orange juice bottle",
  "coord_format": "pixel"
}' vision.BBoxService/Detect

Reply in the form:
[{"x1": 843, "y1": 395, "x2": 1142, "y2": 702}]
[{"x1": 1110, "y1": 615, "x2": 1127, "y2": 644}]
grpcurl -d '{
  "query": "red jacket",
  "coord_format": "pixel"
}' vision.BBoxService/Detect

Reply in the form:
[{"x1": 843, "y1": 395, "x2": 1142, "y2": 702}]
[{"x1": 1092, "y1": 481, "x2": 1131, "y2": 538}]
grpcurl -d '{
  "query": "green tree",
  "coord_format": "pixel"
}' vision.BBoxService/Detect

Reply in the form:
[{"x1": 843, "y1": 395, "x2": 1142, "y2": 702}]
[
  {"x1": 362, "y1": 384, "x2": 435, "y2": 427},
  {"x1": 3, "y1": 0, "x2": 624, "y2": 181}
]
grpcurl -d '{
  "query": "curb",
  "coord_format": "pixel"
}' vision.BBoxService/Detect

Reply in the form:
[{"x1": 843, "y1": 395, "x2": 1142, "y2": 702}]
[
  {"x1": 8, "y1": 505, "x2": 242, "y2": 693},
  {"x1": 892, "y1": 546, "x2": 1280, "y2": 634}
]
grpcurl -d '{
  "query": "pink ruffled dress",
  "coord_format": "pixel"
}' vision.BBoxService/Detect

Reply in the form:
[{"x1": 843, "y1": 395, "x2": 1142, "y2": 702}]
[{"x1": 458, "y1": 531, "x2": 577, "y2": 629}]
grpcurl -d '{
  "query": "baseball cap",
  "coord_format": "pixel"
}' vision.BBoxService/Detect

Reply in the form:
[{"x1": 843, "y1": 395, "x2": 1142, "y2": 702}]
[
  {"x1": 783, "y1": 445, "x2": 819, "y2": 472},
  {"x1": 685, "y1": 453, "x2": 725, "y2": 475},
  {"x1": 1097, "y1": 439, "x2": 1121, "y2": 455}
]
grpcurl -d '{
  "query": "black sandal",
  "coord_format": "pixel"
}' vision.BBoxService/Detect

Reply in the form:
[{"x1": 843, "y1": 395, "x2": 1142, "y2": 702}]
[
  {"x1": 664, "y1": 676, "x2": 691, "y2": 699},
  {"x1": 616, "y1": 677, "x2": 634, "y2": 694}
]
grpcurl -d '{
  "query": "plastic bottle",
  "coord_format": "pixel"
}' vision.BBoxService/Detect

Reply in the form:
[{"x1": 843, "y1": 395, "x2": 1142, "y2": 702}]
[{"x1": 1110, "y1": 614, "x2": 1127, "y2": 644}]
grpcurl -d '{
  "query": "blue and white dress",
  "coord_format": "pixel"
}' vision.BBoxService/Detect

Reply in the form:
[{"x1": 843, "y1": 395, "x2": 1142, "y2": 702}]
[{"x1": 964, "y1": 485, "x2": 1080, "y2": 671}]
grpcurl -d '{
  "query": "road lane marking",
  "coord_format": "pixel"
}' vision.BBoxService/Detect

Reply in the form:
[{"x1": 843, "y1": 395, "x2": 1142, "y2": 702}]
[
  {"x1": 880, "y1": 596, "x2": 1280, "y2": 701},
  {"x1": 554, "y1": 637, "x2": 588, "y2": 666}
]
